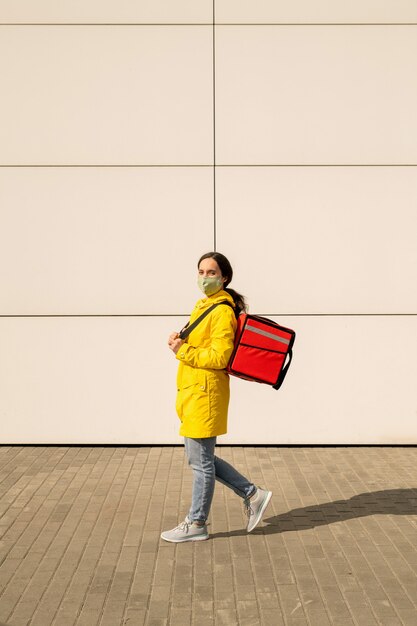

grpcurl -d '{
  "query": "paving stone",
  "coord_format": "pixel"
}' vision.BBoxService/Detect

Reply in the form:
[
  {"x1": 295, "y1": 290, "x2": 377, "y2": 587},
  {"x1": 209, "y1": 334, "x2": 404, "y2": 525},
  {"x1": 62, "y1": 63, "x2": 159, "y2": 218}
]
[
  {"x1": 215, "y1": 608, "x2": 239, "y2": 625},
  {"x1": 1, "y1": 446, "x2": 417, "y2": 625},
  {"x1": 260, "y1": 608, "x2": 285, "y2": 625},
  {"x1": 168, "y1": 609, "x2": 191, "y2": 626},
  {"x1": 123, "y1": 608, "x2": 147, "y2": 625}
]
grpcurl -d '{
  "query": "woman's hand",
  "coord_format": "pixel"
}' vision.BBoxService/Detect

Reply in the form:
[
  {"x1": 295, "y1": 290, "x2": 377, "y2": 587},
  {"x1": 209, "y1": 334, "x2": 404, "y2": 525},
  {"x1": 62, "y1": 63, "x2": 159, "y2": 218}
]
[{"x1": 168, "y1": 332, "x2": 184, "y2": 355}]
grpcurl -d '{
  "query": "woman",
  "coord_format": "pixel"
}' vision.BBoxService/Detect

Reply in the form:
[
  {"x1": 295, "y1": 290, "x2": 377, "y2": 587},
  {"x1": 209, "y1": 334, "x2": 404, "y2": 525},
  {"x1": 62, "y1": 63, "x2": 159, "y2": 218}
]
[{"x1": 161, "y1": 252, "x2": 272, "y2": 543}]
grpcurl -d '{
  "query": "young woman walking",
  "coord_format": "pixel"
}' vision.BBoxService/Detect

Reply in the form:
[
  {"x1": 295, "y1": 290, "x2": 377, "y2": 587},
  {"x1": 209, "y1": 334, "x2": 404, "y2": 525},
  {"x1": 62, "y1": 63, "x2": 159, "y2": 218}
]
[{"x1": 161, "y1": 252, "x2": 272, "y2": 543}]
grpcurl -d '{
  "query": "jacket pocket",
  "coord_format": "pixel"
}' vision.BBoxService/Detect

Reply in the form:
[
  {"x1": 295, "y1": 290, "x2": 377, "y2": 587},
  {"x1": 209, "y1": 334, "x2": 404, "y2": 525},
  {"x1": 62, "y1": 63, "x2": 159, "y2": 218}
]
[{"x1": 181, "y1": 371, "x2": 210, "y2": 423}]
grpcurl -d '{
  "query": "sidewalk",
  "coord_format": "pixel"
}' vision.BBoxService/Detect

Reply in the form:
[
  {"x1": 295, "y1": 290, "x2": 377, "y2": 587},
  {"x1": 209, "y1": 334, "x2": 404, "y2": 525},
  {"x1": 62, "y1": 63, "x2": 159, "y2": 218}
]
[{"x1": 0, "y1": 445, "x2": 416, "y2": 626}]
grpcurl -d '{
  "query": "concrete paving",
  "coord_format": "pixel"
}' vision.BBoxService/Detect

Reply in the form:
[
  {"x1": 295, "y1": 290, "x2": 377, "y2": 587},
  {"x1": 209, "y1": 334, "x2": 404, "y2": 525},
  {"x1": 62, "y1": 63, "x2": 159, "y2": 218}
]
[{"x1": 0, "y1": 445, "x2": 416, "y2": 626}]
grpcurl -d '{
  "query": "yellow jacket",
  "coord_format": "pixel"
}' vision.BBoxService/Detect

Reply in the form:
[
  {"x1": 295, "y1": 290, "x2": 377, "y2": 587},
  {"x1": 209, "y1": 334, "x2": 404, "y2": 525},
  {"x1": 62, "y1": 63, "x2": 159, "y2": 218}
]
[{"x1": 175, "y1": 290, "x2": 237, "y2": 438}]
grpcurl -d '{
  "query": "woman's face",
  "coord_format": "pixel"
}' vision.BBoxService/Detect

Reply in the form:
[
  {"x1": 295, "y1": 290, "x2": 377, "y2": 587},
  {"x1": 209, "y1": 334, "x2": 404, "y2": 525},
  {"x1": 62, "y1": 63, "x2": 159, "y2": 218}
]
[{"x1": 198, "y1": 258, "x2": 226, "y2": 284}]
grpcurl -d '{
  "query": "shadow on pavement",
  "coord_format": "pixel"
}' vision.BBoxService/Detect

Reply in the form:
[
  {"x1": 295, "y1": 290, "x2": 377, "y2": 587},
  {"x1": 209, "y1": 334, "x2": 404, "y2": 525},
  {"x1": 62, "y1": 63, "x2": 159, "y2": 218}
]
[{"x1": 210, "y1": 488, "x2": 417, "y2": 538}]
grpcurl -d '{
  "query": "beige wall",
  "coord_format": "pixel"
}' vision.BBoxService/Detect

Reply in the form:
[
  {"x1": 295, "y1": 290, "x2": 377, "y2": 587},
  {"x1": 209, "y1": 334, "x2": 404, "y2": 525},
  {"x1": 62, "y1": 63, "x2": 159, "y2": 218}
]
[{"x1": 0, "y1": 3, "x2": 416, "y2": 443}]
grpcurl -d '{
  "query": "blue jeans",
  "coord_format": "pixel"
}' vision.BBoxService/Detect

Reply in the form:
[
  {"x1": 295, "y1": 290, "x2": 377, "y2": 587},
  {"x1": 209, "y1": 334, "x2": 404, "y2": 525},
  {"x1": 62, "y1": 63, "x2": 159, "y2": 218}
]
[{"x1": 184, "y1": 436, "x2": 256, "y2": 524}]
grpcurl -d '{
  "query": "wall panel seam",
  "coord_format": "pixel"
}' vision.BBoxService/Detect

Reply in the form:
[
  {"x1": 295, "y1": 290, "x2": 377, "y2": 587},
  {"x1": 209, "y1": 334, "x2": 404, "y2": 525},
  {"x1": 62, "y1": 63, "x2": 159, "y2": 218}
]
[
  {"x1": 213, "y1": 0, "x2": 217, "y2": 251},
  {"x1": 1, "y1": 165, "x2": 416, "y2": 168},
  {"x1": 1, "y1": 314, "x2": 416, "y2": 319},
  {"x1": 0, "y1": 165, "x2": 214, "y2": 168},
  {"x1": 1, "y1": 23, "x2": 416, "y2": 26},
  {"x1": 0, "y1": 23, "x2": 214, "y2": 27},
  {"x1": 215, "y1": 23, "x2": 417, "y2": 26}
]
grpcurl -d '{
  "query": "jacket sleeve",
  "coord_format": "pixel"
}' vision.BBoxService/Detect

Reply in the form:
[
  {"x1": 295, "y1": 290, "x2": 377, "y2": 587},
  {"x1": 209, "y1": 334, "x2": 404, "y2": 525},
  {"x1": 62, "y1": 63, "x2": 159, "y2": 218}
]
[{"x1": 176, "y1": 305, "x2": 236, "y2": 369}]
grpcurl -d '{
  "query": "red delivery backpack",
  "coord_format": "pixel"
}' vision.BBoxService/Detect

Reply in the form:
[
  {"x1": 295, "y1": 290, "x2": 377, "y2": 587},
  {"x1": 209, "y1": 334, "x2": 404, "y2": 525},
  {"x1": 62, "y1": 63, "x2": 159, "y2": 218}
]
[
  {"x1": 179, "y1": 302, "x2": 295, "y2": 391},
  {"x1": 226, "y1": 313, "x2": 296, "y2": 390}
]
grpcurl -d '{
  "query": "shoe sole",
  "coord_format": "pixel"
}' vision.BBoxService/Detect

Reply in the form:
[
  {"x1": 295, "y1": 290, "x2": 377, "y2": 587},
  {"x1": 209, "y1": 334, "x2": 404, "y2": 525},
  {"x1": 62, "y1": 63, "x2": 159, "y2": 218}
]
[
  {"x1": 160, "y1": 533, "x2": 209, "y2": 543},
  {"x1": 247, "y1": 491, "x2": 272, "y2": 533}
]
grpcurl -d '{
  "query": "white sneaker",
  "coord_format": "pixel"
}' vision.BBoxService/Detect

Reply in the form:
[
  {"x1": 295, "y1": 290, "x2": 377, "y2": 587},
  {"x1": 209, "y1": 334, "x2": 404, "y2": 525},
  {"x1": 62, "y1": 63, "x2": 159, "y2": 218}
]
[
  {"x1": 244, "y1": 487, "x2": 272, "y2": 532},
  {"x1": 160, "y1": 517, "x2": 209, "y2": 543}
]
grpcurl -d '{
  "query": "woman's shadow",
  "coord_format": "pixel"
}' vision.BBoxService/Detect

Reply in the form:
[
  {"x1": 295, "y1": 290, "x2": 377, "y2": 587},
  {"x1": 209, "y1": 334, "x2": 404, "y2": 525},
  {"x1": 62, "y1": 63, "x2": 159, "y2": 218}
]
[{"x1": 210, "y1": 488, "x2": 417, "y2": 538}]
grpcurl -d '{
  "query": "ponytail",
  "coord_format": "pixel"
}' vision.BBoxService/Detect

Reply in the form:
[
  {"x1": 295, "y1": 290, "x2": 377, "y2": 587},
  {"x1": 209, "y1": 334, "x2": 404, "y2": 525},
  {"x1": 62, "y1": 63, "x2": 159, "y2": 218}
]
[{"x1": 224, "y1": 287, "x2": 247, "y2": 317}]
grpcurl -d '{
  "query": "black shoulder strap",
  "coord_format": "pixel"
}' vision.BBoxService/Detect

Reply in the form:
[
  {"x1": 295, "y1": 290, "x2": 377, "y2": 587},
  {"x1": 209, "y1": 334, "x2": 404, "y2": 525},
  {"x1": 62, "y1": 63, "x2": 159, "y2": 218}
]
[
  {"x1": 272, "y1": 348, "x2": 293, "y2": 390},
  {"x1": 179, "y1": 301, "x2": 235, "y2": 340}
]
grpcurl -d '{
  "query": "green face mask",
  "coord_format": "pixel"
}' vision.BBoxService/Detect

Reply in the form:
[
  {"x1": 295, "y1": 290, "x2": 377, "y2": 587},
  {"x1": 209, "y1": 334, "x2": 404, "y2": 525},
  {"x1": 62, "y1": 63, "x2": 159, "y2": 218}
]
[{"x1": 198, "y1": 276, "x2": 224, "y2": 296}]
